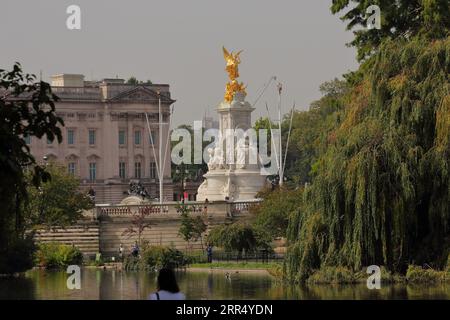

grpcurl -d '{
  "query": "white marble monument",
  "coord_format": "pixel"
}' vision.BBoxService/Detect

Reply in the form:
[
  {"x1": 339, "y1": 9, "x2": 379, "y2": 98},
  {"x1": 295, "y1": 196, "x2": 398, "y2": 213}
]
[{"x1": 197, "y1": 92, "x2": 267, "y2": 201}]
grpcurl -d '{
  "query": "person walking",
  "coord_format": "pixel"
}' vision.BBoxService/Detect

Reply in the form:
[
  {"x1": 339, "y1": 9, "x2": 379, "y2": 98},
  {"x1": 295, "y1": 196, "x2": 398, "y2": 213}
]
[
  {"x1": 131, "y1": 241, "x2": 139, "y2": 257},
  {"x1": 206, "y1": 244, "x2": 213, "y2": 263},
  {"x1": 148, "y1": 268, "x2": 185, "y2": 300},
  {"x1": 119, "y1": 243, "x2": 123, "y2": 261},
  {"x1": 203, "y1": 198, "x2": 209, "y2": 216}
]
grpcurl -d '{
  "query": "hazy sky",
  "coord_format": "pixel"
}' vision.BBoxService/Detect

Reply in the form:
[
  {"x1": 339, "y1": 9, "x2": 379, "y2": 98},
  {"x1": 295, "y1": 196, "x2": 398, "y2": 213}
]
[{"x1": 1, "y1": 0, "x2": 358, "y2": 126}]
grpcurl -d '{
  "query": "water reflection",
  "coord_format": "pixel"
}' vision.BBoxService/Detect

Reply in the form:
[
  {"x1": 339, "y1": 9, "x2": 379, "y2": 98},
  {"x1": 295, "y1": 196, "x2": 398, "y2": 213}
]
[{"x1": 0, "y1": 269, "x2": 448, "y2": 300}]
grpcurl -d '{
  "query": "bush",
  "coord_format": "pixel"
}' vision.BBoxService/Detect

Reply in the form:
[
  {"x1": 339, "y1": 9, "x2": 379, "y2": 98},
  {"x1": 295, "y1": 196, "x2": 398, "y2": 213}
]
[
  {"x1": 185, "y1": 251, "x2": 208, "y2": 264},
  {"x1": 124, "y1": 245, "x2": 189, "y2": 271},
  {"x1": 445, "y1": 253, "x2": 450, "y2": 272},
  {"x1": 0, "y1": 236, "x2": 35, "y2": 275},
  {"x1": 306, "y1": 266, "x2": 356, "y2": 284},
  {"x1": 406, "y1": 265, "x2": 449, "y2": 283},
  {"x1": 35, "y1": 242, "x2": 83, "y2": 269},
  {"x1": 207, "y1": 223, "x2": 272, "y2": 255},
  {"x1": 267, "y1": 264, "x2": 283, "y2": 279}
]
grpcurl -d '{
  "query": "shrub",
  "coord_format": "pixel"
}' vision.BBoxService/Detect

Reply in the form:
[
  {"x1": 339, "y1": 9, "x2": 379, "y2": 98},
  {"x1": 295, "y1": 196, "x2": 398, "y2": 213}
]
[
  {"x1": 207, "y1": 223, "x2": 272, "y2": 256},
  {"x1": 35, "y1": 242, "x2": 83, "y2": 269},
  {"x1": 406, "y1": 265, "x2": 449, "y2": 283},
  {"x1": 306, "y1": 266, "x2": 356, "y2": 284},
  {"x1": 0, "y1": 236, "x2": 35, "y2": 275},
  {"x1": 446, "y1": 253, "x2": 450, "y2": 272},
  {"x1": 267, "y1": 264, "x2": 283, "y2": 279},
  {"x1": 124, "y1": 245, "x2": 189, "y2": 271},
  {"x1": 185, "y1": 251, "x2": 208, "y2": 264}
]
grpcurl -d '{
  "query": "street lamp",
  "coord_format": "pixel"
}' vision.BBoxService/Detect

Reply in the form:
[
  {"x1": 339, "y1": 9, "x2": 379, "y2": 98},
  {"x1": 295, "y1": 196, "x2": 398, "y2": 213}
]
[{"x1": 175, "y1": 164, "x2": 190, "y2": 201}]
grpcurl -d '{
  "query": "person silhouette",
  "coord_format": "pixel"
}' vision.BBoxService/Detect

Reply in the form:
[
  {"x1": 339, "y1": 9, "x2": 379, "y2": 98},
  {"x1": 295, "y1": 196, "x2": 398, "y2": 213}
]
[{"x1": 148, "y1": 268, "x2": 185, "y2": 300}]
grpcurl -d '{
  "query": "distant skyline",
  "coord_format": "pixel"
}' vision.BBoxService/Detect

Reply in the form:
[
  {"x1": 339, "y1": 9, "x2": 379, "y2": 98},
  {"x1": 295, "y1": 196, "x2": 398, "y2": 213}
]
[{"x1": 1, "y1": 0, "x2": 358, "y2": 126}]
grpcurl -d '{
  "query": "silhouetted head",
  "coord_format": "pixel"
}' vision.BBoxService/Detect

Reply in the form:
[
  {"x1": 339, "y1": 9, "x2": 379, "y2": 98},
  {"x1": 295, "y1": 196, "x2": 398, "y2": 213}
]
[{"x1": 157, "y1": 268, "x2": 180, "y2": 293}]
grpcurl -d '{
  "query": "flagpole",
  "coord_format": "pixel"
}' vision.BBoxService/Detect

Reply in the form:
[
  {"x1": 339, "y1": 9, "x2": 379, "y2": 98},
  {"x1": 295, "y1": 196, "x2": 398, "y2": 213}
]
[
  {"x1": 158, "y1": 91, "x2": 163, "y2": 204},
  {"x1": 282, "y1": 102, "x2": 295, "y2": 179},
  {"x1": 277, "y1": 83, "x2": 283, "y2": 186}
]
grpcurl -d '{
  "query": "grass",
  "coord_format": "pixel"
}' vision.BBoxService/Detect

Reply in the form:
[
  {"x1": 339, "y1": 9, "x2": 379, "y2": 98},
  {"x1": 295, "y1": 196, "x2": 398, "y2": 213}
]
[
  {"x1": 189, "y1": 261, "x2": 281, "y2": 270},
  {"x1": 406, "y1": 265, "x2": 450, "y2": 283},
  {"x1": 303, "y1": 265, "x2": 449, "y2": 284}
]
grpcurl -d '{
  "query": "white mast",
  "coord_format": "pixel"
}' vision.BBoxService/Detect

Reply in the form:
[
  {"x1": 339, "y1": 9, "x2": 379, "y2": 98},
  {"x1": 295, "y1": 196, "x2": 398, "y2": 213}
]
[
  {"x1": 158, "y1": 91, "x2": 163, "y2": 204},
  {"x1": 277, "y1": 83, "x2": 283, "y2": 186}
]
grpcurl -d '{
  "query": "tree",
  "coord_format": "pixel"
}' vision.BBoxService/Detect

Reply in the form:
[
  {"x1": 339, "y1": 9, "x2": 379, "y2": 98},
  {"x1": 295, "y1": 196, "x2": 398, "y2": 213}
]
[
  {"x1": 191, "y1": 216, "x2": 207, "y2": 250},
  {"x1": 286, "y1": 37, "x2": 450, "y2": 281},
  {"x1": 126, "y1": 76, "x2": 152, "y2": 85},
  {"x1": 122, "y1": 211, "x2": 154, "y2": 247},
  {"x1": 252, "y1": 187, "x2": 303, "y2": 239},
  {"x1": 24, "y1": 163, "x2": 94, "y2": 229},
  {"x1": 331, "y1": 0, "x2": 450, "y2": 61},
  {"x1": 207, "y1": 223, "x2": 271, "y2": 257},
  {"x1": 0, "y1": 63, "x2": 63, "y2": 274},
  {"x1": 177, "y1": 202, "x2": 208, "y2": 250}
]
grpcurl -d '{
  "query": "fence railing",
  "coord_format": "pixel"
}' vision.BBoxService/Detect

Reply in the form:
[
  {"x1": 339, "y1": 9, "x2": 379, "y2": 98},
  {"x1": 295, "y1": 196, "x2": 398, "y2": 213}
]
[
  {"x1": 188, "y1": 251, "x2": 284, "y2": 264},
  {"x1": 95, "y1": 200, "x2": 263, "y2": 218}
]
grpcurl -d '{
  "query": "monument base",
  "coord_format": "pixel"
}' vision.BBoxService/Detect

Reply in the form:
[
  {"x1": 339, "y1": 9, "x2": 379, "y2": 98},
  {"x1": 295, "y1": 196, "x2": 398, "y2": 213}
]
[{"x1": 197, "y1": 168, "x2": 267, "y2": 201}]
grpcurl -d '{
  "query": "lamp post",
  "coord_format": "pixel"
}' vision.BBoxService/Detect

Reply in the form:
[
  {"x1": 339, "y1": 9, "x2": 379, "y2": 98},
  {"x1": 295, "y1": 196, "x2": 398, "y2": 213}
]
[{"x1": 176, "y1": 164, "x2": 190, "y2": 201}]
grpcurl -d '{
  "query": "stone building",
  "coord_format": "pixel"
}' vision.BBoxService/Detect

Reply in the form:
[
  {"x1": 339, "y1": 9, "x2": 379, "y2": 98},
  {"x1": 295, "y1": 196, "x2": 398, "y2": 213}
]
[{"x1": 27, "y1": 74, "x2": 175, "y2": 204}]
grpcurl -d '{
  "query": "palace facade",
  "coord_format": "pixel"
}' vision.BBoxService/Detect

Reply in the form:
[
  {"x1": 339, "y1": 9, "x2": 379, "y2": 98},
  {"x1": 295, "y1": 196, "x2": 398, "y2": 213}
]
[{"x1": 27, "y1": 74, "x2": 175, "y2": 204}]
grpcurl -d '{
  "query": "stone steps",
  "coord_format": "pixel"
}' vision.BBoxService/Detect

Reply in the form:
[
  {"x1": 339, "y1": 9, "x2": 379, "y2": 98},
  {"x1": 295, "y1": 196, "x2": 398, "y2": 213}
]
[
  {"x1": 32, "y1": 206, "x2": 251, "y2": 256},
  {"x1": 34, "y1": 223, "x2": 100, "y2": 255}
]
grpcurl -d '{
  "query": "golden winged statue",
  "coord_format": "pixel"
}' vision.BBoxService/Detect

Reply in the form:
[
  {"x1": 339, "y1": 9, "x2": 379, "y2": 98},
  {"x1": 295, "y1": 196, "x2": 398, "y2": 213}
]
[{"x1": 223, "y1": 46, "x2": 247, "y2": 103}]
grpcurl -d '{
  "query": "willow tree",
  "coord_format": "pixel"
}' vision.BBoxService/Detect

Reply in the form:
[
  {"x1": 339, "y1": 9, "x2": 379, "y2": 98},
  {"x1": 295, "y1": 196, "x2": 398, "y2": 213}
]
[
  {"x1": 331, "y1": 0, "x2": 449, "y2": 61},
  {"x1": 286, "y1": 36, "x2": 449, "y2": 281}
]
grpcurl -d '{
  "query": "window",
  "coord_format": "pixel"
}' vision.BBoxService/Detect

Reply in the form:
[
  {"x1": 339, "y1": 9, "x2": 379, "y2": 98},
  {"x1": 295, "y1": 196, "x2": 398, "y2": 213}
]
[
  {"x1": 24, "y1": 134, "x2": 31, "y2": 145},
  {"x1": 47, "y1": 136, "x2": 52, "y2": 144},
  {"x1": 88, "y1": 129, "x2": 96, "y2": 145},
  {"x1": 134, "y1": 162, "x2": 142, "y2": 179},
  {"x1": 89, "y1": 163, "x2": 96, "y2": 181},
  {"x1": 149, "y1": 131, "x2": 156, "y2": 145},
  {"x1": 119, "y1": 162, "x2": 126, "y2": 179},
  {"x1": 68, "y1": 162, "x2": 76, "y2": 175},
  {"x1": 68, "y1": 129, "x2": 75, "y2": 145},
  {"x1": 119, "y1": 130, "x2": 126, "y2": 145},
  {"x1": 149, "y1": 162, "x2": 157, "y2": 179},
  {"x1": 134, "y1": 130, "x2": 141, "y2": 145}
]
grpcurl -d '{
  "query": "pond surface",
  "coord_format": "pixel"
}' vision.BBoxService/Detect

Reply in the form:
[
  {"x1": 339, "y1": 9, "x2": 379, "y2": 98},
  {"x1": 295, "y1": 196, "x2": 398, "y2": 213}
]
[{"x1": 0, "y1": 269, "x2": 448, "y2": 300}]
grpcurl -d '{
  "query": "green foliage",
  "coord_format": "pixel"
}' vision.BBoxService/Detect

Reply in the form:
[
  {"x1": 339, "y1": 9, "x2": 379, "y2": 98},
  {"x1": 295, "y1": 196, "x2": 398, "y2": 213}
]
[
  {"x1": 178, "y1": 203, "x2": 193, "y2": 243},
  {"x1": 0, "y1": 236, "x2": 35, "y2": 274},
  {"x1": 305, "y1": 265, "x2": 405, "y2": 284},
  {"x1": 306, "y1": 266, "x2": 356, "y2": 284},
  {"x1": 406, "y1": 265, "x2": 449, "y2": 283},
  {"x1": 190, "y1": 262, "x2": 281, "y2": 270},
  {"x1": 124, "y1": 245, "x2": 189, "y2": 271},
  {"x1": 178, "y1": 203, "x2": 207, "y2": 248},
  {"x1": 331, "y1": 0, "x2": 450, "y2": 61},
  {"x1": 35, "y1": 243, "x2": 83, "y2": 269},
  {"x1": 252, "y1": 187, "x2": 302, "y2": 238},
  {"x1": 24, "y1": 164, "x2": 94, "y2": 229},
  {"x1": 207, "y1": 223, "x2": 272, "y2": 255},
  {"x1": 446, "y1": 254, "x2": 450, "y2": 272},
  {"x1": 0, "y1": 63, "x2": 63, "y2": 274},
  {"x1": 283, "y1": 80, "x2": 346, "y2": 186},
  {"x1": 286, "y1": 36, "x2": 450, "y2": 281},
  {"x1": 122, "y1": 211, "x2": 153, "y2": 246},
  {"x1": 126, "y1": 77, "x2": 152, "y2": 85}
]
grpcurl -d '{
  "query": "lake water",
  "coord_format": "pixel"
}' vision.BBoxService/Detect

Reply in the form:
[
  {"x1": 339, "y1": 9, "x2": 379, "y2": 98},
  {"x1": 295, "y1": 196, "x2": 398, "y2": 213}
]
[{"x1": 0, "y1": 269, "x2": 448, "y2": 300}]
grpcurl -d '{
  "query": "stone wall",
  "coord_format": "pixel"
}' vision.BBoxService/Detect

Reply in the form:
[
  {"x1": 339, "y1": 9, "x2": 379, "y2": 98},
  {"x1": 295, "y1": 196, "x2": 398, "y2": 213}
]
[{"x1": 34, "y1": 200, "x2": 258, "y2": 257}]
